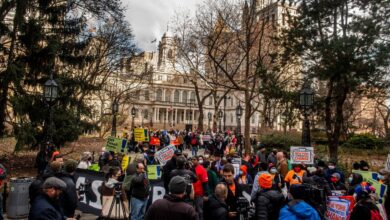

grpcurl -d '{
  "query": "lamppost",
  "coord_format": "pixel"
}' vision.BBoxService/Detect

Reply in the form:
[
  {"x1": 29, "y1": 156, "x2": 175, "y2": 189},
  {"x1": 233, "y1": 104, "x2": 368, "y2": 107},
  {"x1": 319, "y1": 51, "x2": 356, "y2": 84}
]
[
  {"x1": 236, "y1": 102, "x2": 243, "y2": 135},
  {"x1": 111, "y1": 100, "x2": 119, "y2": 137},
  {"x1": 299, "y1": 82, "x2": 314, "y2": 146},
  {"x1": 208, "y1": 112, "x2": 212, "y2": 130},
  {"x1": 218, "y1": 109, "x2": 223, "y2": 133},
  {"x1": 217, "y1": 95, "x2": 231, "y2": 132},
  {"x1": 131, "y1": 106, "x2": 136, "y2": 131},
  {"x1": 43, "y1": 74, "x2": 58, "y2": 143}
]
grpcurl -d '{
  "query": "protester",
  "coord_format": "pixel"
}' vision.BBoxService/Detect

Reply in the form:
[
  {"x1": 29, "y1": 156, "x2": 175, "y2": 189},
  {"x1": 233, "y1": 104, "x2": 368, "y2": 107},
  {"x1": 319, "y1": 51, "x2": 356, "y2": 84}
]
[
  {"x1": 203, "y1": 160, "x2": 219, "y2": 195},
  {"x1": 279, "y1": 184, "x2": 321, "y2": 220},
  {"x1": 284, "y1": 164, "x2": 306, "y2": 188},
  {"x1": 163, "y1": 149, "x2": 182, "y2": 191},
  {"x1": 204, "y1": 183, "x2": 229, "y2": 220},
  {"x1": 350, "y1": 183, "x2": 382, "y2": 220},
  {"x1": 267, "y1": 149, "x2": 278, "y2": 165},
  {"x1": 58, "y1": 160, "x2": 78, "y2": 218},
  {"x1": 235, "y1": 165, "x2": 253, "y2": 185},
  {"x1": 269, "y1": 164, "x2": 285, "y2": 191},
  {"x1": 359, "y1": 160, "x2": 370, "y2": 171},
  {"x1": 221, "y1": 163, "x2": 242, "y2": 220},
  {"x1": 251, "y1": 162, "x2": 270, "y2": 200},
  {"x1": 169, "y1": 156, "x2": 198, "y2": 200},
  {"x1": 0, "y1": 163, "x2": 6, "y2": 220},
  {"x1": 192, "y1": 156, "x2": 209, "y2": 220},
  {"x1": 276, "y1": 152, "x2": 288, "y2": 178},
  {"x1": 347, "y1": 173, "x2": 363, "y2": 195},
  {"x1": 324, "y1": 161, "x2": 345, "y2": 184},
  {"x1": 130, "y1": 162, "x2": 150, "y2": 220},
  {"x1": 256, "y1": 145, "x2": 267, "y2": 164},
  {"x1": 255, "y1": 173, "x2": 285, "y2": 220},
  {"x1": 329, "y1": 173, "x2": 347, "y2": 192},
  {"x1": 77, "y1": 152, "x2": 92, "y2": 169},
  {"x1": 145, "y1": 176, "x2": 198, "y2": 220},
  {"x1": 246, "y1": 154, "x2": 259, "y2": 180},
  {"x1": 29, "y1": 177, "x2": 72, "y2": 220}
]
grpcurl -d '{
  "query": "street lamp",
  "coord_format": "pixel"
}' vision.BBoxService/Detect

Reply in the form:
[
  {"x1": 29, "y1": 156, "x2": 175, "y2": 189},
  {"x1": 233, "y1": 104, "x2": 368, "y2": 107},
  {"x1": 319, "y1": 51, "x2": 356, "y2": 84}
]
[
  {"x1": 43, "y1": 74, "x2": 58, "y2": 143},
  {"x1": 218, "y1": 109, "x2": 223, "y2": 133},
  {"x1": 217, "y1": 95, "x2": 231, "y2": 132},
  {"x1": 207, "y1": 112, "x2": 212, "y2": 130},
  {"x1": 299, "y1": 82, "x2": 314, "y2": 146},
  {"x1": 111, "y1": 100, "x2": 119, "y2": 137},
  {"x1": 131, "y1": 106, "x2": 136, "y2": 131},
  {"x1": 235, "y1": 102, "x2": 243, "y2": 135}
]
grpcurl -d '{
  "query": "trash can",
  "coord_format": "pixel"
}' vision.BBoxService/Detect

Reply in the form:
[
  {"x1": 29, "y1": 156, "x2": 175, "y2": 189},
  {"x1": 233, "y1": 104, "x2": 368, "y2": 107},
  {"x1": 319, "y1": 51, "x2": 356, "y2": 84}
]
[{"x1": 6, "y1": 177, "x2": 34, "y2": 219}]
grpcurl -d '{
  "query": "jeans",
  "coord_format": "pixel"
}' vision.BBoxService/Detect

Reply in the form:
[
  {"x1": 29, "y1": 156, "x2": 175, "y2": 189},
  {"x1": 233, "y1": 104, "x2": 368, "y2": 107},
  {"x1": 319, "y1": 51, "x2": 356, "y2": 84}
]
[
  {"x1": 130, "y1": 197, "x2": 148, "y2": 220},
  {"x1": 192, "y1": 146, "x2": 198, "y2": 156}
]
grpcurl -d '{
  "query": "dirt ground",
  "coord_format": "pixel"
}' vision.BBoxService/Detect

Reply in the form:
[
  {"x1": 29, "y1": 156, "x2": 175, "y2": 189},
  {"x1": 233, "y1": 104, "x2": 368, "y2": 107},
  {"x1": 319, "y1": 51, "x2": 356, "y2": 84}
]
[{"x1": 0, "y1": 137, "x2": 106, "y2": 178}]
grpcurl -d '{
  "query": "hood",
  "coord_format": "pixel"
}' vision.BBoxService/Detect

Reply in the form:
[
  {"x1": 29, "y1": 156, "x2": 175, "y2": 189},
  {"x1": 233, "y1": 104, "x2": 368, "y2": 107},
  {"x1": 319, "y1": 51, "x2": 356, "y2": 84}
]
[
  {"x1": 260, "y1": 190, "x2": 284, "y2": 202},
  {"x1": 105, "y1": 178, "x2": 119, "y2": 188},
  {"x1": 288, "y1": 200, "x2": 317, "y2": 218}
]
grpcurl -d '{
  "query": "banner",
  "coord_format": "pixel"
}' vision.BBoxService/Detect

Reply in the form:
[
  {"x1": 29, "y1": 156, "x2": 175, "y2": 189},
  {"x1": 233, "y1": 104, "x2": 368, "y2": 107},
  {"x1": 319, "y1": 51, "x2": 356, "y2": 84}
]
[
  {"x1": 150, "y1": 137, "x2": 161, "y2": 146},
  {"x1": 134, "y1": 128, "x2": 149, "y2": 142},
  {"x1": 202, "y1": 135, "x2": 211, "y2": 142},
  {"x1": 105, "y1": 136, "x2": 127, "y2": 153},
  {"x1": 147, "y1": 165, "x2": 162, "y2": 180},
  {"x1": 290, "y1": 146, "x2": 314, "y2": 164},
  {"x1": 326, "y1": 196, "x2": 354, "y2": 220},
  {"x1": 155, "y1": 145, "x2": 176, "y2": 166}
]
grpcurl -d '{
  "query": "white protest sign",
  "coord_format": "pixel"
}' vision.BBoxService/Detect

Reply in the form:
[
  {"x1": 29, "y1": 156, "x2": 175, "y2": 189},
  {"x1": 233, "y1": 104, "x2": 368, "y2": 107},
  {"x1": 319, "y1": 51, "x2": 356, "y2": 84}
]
[
  {"x1": 290, "y1": 146, "x2": 314, "y2": 164},
  {"x1": 231, "y1": 157, "x2": 242, "y2": 178},
  {"x1": 155, "y1": 145, "x2": 176, "y2": 166},
  {"x1": 386, "y1": 154, "x2": 390, "y2": 171}
]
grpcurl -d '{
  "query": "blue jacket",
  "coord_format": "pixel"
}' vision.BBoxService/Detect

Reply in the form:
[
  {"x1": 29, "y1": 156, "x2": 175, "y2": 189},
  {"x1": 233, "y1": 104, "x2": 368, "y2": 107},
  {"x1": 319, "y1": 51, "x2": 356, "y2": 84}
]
[
  {"x1": 29, "y1": 194, "x2": 65, "y2": 220},
  {"x1": 279, "y1": 200, "x2": 320, "y2": 220}
]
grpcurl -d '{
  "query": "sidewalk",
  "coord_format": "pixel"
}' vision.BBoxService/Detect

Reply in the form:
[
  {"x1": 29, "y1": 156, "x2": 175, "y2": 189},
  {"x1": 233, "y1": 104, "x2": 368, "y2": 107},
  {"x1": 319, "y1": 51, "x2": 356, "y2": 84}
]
[{"x1": 4, "y1": 210, "x2": 99, "y2": 220}]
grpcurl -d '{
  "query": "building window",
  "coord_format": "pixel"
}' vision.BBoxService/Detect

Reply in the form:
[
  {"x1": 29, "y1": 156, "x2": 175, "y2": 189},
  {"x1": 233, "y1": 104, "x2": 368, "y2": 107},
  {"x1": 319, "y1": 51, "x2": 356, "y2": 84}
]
[
  {"x1": 158, "y1": 75, "x2": 163, "y2": 81},
  {"x1": 174, "y1": 90, "x2": 180, "y2": 103},
  {"x1": 252, "y1": 115, "x2": 255, "y2": 124},
  {"x1": 231, "y1": 97, "x2": 234, "y2": 106},
  {"x1": 182, "y1": 91, "x2": 188, "y2": 103},
  {"x1": 231, "y1": 113, "x2": 234, "y2": 123},
  {"x1": 156, "y1": 89, "x2": 162, "y2": 101},
  {"x1": 209, "y1": 97, "x2": 213, "y2": 106},
  {"x1": 190, "y1": 91, "x2": 196, "y2": 103},
  {"x1": 145, "y1": 90, "x2": 149, "y2": 101},
  {"x1": 168, "y1": 49, "x2": 173, "y2": 59},
  {"x1": 165, "y1": 90, "x2": 171, "y2": 102}
]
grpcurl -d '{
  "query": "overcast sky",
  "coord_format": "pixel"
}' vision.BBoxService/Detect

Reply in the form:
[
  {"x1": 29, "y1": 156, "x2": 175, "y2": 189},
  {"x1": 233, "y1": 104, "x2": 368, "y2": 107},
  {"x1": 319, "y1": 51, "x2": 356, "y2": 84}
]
[{"x1": 123, "y1": 0, "x2": 204, "y2": 51}]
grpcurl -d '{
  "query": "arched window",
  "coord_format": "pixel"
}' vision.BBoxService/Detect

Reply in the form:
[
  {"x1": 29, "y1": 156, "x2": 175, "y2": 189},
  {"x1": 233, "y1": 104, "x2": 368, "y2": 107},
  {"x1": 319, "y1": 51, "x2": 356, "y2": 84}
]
[
  {"x1": 165, "y1": 90, "x2": 171, "y2": 102},
  {"x1": 252, "y1": 115, "x2": 255, "y2": 124},
  {"x1": 182, "y1": 91, "x2": 188, "y2": 103},
  {"x1": 190, "y1": 91, "x2": 196, "y2": 103},
  {"x1": 144, "y1": 90, "x2": 150, "y2": 101},
  {"x1": 174, "y1": 90, "x2": 180, "y2": 103},
  {"x1": 168, "y1": 49, "x2": 173, "y2": 59},
  {"x1": 209, "y1": 96, "x2": 213, "y2": 106},
  {"x1": 156, "y1": 89, "x2": 162, "y2": 101},
  {"x1": 231, "y1": 113, "x2": 234, "y2": 123}
]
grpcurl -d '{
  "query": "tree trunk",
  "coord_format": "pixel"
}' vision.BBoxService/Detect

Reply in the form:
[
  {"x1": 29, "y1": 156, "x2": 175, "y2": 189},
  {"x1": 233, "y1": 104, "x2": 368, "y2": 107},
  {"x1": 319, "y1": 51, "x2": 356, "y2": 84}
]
[
  {"x1": 244, "y1": 90, "x2": 251, "y2": 154},
  {"x1": 0, "y1": 85, "x2": 8, "y2": 136}
]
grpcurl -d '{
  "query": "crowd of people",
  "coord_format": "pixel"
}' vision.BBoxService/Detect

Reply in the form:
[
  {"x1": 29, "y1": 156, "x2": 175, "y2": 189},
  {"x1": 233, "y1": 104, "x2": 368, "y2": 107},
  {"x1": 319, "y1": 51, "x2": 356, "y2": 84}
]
[{"x1": 27, "y1": 129, "x2": 390, "y2": 220}]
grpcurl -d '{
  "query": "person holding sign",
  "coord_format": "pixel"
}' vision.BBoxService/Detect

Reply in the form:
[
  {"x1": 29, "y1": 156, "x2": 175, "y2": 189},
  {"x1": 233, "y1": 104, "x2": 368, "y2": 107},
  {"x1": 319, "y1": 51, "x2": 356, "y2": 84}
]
[{"x1": 284, "y1": 164, "x2": 306, "y2": 188}]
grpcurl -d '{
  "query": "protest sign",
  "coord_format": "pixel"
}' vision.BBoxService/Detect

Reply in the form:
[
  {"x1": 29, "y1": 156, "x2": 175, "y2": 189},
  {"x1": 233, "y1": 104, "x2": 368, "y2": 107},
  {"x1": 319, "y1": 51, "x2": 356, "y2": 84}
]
[
  {"x1": 231, "y1": 157, "x2": 242, "y2": 178},
  {"x1": 105, "y1": 136, "x2": 127, "y2": 153},
  {"x1": 386, "y1": 154, "x2": 390, "y2": 171},
  {"x1": 367, "y1": 178, "x2": 387, "y2": 204},
  {"x1": 290, "y1": 146, "x2": 314, "y2": 164},
  {"x1": 351, "y1": 170, "x2": 378, "y2": 181},
  {"x1": 134, "y1": 128, "x2": 149, "y2": 142},
  {"x1": 147, "y1": 165, "x2": 161, "y2": 180},
  {"x1": 150, "y1": 137, "x2": 161, "y2": 146},
  {"x1": 121, "y1": 155, "x2": 130, "y2": 171},
  {"x1": 155, "y1": 145, "x2": 176, "y2": 165},
  {"x1": 326, "y1": 196, "x2": 353, "y2": 220},
  {"x1": 202, "y1": 134, "x2": 211, "y2": 142}
]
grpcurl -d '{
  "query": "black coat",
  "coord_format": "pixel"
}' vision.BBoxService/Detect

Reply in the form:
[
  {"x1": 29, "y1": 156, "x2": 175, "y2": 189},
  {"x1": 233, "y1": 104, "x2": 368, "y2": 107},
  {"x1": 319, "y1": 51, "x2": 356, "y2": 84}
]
[
  {"x1": 255, "y1": 189, "x2": 285, "y2": 220},
  {"x1": 57, "y1": 173, "x2": 78, "y2": 218},
  {"x1": 131, "y1": 172, "x2": 150, "y2": 199},
  {"x1": 204, "y1": 195, "x2": 228, "y2": 220},
  {"x1": 145, "y1": 194, "x2": 198, "y2": 220},
  {"x1": 29, "y1": 194, "x2": 65, "y2": 220},
  {"x1": 163, "y1": 157, "x2": 177, "y2": 190},
  {"x1": 221, "y1": 179, "x2": 243, "y2": 220}
]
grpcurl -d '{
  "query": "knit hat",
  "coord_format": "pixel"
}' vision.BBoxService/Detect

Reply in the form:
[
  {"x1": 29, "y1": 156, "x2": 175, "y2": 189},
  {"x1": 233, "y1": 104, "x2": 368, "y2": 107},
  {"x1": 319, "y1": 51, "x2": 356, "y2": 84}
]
[
  {"x1": 64, "y1": 159, "x2": 78, "y2": 173},
  {"x1": 43, "y1": 177, "x2": 67, "y2": 190},
  {"x1": 258, "y1": 173, "x2": 273, "y2": 189},
  {"x1": 240, "y1": 165, "x2": 247, "y2": 175},
  {"x1": 169, "y1": 176, "x2": 187, "y2": 194},
  {"x1": 331, "y1": 173, "x2": 341, "y2": 179}
]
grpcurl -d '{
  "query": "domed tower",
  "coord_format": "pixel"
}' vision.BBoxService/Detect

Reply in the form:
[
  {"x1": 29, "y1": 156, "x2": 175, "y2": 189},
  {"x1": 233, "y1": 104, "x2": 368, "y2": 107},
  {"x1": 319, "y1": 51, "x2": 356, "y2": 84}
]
[{"x1": 157, "y1": 30, "x2": 177, "y2": 71}]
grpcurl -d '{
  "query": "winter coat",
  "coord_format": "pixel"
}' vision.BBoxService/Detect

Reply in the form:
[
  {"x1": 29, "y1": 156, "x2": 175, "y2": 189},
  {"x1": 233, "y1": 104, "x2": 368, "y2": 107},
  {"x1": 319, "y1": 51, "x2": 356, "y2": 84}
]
[
  {"x1": 131, "y1": 172, "x2": 150, "y2": 199},
  {"x1": 204, "y1": 195, "x2": 228, "y2": 220},
  {"x1": 255, "y1": 189, "x2": 285, "y2": 220},
  {"x1": 350, "y1": 199, "x2": 383, "y2": 220},
  {"x1": 29, "y1": 194, "x2": 65, "y2": 220},
  {"x1": 145, "y1": 194, "x2": 198, "y2": 220},
  {"x1": 279, "y1": 200, "x2": 321, "y2": 220},
  {"x1": 57, "y1": 173, "x2": 78, "y2": 218},
  {"x1": 207, "y1": 169, "x2": 219, "y2": 194},
  {"x1": 163, "y1": 157, "x2": 177, "y2": 190}
]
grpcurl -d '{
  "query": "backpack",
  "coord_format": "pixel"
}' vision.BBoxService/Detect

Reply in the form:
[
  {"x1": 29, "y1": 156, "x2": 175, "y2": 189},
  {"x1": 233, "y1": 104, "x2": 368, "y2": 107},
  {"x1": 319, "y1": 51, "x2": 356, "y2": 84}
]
[
  {"x1": 370, "y1": 209, "x2": 383, "y2": 220},
  {"x1": 191, "y1": 137, "x2": 197, "y2": 146}
]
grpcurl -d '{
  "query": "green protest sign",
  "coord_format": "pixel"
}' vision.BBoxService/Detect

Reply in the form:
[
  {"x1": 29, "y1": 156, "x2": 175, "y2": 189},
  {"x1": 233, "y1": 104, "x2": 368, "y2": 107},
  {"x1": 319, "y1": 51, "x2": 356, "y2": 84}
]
[{"x1": 105, "y1": 136, "x2": 127, "y2": 153}]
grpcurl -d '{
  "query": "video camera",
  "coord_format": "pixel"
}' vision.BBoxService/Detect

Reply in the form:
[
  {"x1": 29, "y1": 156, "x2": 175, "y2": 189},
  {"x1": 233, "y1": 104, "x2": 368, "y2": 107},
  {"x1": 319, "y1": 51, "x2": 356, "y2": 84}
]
[{"x1": 237, "y1": 196, "x2": 255, "y2": 220}]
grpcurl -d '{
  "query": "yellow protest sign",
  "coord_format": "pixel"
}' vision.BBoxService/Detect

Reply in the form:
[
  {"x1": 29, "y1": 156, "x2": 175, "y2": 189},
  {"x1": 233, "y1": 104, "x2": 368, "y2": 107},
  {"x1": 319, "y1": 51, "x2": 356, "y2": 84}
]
[
  {"x1": 105, "y1": 136, "x2": 127, "y2": 153},
  {"x1": 121, "y1": 155, "x2": 130, "y2": 171},
  {"x1": 134, "y1": 128, "x2": 149, "y2": 142},
  {"x1": 147, "y1": 165, "x2": 161, "y2": 180}
]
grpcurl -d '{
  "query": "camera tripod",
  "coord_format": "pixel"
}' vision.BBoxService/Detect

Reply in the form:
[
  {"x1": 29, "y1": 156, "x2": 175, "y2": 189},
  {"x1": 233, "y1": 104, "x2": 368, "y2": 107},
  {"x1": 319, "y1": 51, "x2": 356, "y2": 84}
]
[{"x1": 106, "y1": 190, "x2": 128, "y2": 220}]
